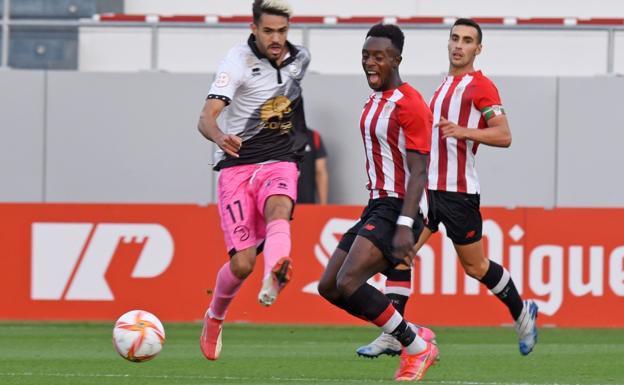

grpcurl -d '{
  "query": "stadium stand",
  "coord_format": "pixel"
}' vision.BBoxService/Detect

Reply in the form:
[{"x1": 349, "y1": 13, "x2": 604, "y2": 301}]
[{"x1": 0, "y1": 0, "x2": 122, "y2": 69}]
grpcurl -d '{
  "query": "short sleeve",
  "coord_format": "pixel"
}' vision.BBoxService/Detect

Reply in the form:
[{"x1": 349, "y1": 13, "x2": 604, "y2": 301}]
[
  {"x1": 473, "y1": 79, "x2": 505, "y2": 121},
  {"x1": 312, "y1": 130, "x2": 327, "y2": 159},
  {"x1": 399, "y1": 98, "x2": 432, "y2": 154},
  {"x1": 207, "y1": 47, "x2": 246, "y2": 105}
]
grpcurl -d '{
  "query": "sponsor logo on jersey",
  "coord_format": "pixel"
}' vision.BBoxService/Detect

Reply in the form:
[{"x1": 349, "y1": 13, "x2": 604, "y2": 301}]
[
  {"x1": 260, "y1": 95, "x2": 294, "y2": 132},
  {"x1": 233, "y1": 225, "x2": 250, "y2": 242}
]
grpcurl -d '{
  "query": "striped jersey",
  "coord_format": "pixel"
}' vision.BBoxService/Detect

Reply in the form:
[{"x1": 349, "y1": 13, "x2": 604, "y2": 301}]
[
  {"x1": 359, "y1": 83, "x2": 432, "y2": 199},
  {"x1": 428, "y1": 70, "x2": 505, "y2": 194}
]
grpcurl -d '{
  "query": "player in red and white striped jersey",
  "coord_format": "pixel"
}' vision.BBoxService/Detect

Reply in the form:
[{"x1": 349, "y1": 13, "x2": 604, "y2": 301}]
[
  {"x1": 318, "y1": 24, "x2": 439, "y2": 381},
  {"x1": 358, "y1": 18, "x2": 539, "y2": 358}
]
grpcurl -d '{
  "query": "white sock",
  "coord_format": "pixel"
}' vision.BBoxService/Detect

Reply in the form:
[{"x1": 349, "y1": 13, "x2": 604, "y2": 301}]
[{"x1": 405, "y1": 334, "x2": 427, "y2": 355}]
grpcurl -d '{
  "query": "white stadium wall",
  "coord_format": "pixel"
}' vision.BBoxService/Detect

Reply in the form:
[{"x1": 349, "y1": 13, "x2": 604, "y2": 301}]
[
  {"x1": 1, "y1": 70, "x2": 623, "y2": 207},
  {"x1": 78, "y1": 26, "x2": 618, "y2": 76},
  {"x1": 74, "y1": 0, "x2": 624, "y2": 75}
]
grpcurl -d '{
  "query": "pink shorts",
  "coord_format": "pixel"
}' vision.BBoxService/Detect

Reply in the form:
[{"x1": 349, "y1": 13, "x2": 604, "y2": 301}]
[{"x1": 217, "y1": 161, "x2": 298, "y2": 255}]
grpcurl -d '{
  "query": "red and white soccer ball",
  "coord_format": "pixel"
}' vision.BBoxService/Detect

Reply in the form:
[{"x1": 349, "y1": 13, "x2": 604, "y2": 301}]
[{"x1": 112, "y1": 310, "x2": 166, "y2": 362}]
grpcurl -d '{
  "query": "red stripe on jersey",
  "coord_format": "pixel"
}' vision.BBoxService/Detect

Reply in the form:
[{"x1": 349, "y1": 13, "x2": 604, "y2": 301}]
[
  {"x1": 372, "y1": 304, "x2": 396, "y2": 327},
  {"x1": 369, "y1": 99, "x2": 389, "y2": 197},
  {"x1": 456, "y1": 83, "x2": 475, "y2": 193},
  {"x1": 388, "y1": 108, "x2": 405, "y2": 195},
  {"x1": 436, "y1": 79, "x2": 462, "y2": 191},
  {"x1": 360, "y1": 99, "x2": 376, "y2": 191},
  {"x1": 429, "y1": 83, "x2": 446, "y2": 112},
  {"x1": 473, "y1": 114, "x2": 486, "y2": 155}
]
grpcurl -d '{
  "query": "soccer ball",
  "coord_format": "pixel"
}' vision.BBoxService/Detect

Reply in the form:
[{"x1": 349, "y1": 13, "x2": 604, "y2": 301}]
[{"x1": 112, "y1": 310, "x2": 166, "y2": 362}]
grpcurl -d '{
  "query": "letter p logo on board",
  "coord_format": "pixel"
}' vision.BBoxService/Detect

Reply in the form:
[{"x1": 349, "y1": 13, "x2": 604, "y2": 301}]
[{"x1": 31, "y1": 223, "x2": 174, "y2": 301}]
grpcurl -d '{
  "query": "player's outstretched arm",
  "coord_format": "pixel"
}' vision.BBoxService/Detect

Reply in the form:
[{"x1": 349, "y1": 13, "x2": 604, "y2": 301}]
[
  {"x1": 439, "y1": 115, "x2": 511, "y2": 148},
  {"x1": 197, "y1": 99, "x2": 242, "y2": 157},
  {"x1": 392, "y1": 151, "x2": 429, "y2": 266}
]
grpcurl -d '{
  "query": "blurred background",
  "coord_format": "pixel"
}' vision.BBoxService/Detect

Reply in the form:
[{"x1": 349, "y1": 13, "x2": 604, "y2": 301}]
[{"x1": 2, "y1": 0, "x2": 623, "y2": 208}]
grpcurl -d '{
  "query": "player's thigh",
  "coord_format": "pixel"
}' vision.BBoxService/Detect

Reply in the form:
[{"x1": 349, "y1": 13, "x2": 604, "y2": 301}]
[
  {"x1": 336, "y1": 235, "x2": 391, "y2": 296},
  {"x1": 217, "y1": 167, "x2": 260, "y2": 255},
  {"x1": 318, "y1": 248, "x2": 348, "y2": 298},
  {"x1": 454, "y1": 240, "x2": 488, "y2": 279},
  {"x1": 319, "y1": 217, "x2": 361, "y2": 295},
  {"x1": 257, "y1": 162, "x2": 298, "y2": 221},
  {"x1": 264, "y1": 194, "x2": 293, "y2": 222},
  {"x1": 414, "y1": 226, "x2": 433, "y2": 255}
]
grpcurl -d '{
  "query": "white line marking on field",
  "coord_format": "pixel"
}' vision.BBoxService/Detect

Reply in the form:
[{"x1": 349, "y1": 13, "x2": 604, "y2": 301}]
[{"x1": 0, "y1": 372, "x2": 614, "y2": 385}]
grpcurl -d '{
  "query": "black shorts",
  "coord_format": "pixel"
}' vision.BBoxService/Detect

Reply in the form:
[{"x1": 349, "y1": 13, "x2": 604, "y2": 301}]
[
  {"x1": 426, "y1": 190, "x2": 482, "y2": 245},
  {"x1": 337, "y1": 197, "x2": 425, "y2": 266}
]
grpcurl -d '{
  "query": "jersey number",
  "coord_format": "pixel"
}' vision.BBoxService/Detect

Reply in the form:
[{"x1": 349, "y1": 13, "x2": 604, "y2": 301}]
[{"x1": 226, "y1": 200, "x2": 244, "y2": 223}]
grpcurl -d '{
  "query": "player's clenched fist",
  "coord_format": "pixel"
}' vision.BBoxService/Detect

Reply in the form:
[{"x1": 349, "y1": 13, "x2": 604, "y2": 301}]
[{"x1": 438, "y1": 117, "x2": 468, "y2": 140}]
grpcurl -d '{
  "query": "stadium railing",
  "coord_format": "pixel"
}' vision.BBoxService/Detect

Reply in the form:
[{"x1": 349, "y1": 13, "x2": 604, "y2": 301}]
[{"x1": 2, "y1": 13, "x2": 624, "y2": 71}]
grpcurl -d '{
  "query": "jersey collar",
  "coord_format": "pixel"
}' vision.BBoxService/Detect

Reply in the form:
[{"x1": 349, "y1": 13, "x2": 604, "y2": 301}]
[{"x1": 247, "y1": 34, "x2": 299, "y2": 69}]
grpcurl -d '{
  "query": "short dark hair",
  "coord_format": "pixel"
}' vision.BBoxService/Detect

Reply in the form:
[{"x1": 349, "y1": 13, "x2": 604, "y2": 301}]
[
  {"x1": 366, "y1": 23, "x2": 405, "y2": 54},
  {"x1": 452, "y1": 18, "x2": 482, "y2": 44},
  {"x1": 252, "y1": 0, "x2": 292, "y2": 24}
]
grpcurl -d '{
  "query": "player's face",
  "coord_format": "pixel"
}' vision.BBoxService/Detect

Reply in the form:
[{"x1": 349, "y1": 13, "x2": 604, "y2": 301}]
[
  {"x1": 448, "y1": 25, "x2": 482, "y2": 70},
  {"x1": 362, "y1": 37, "x2": 401, "y2": 91},
  {"x1": 251, "y1": 13, "x2": 289, "y2": 62}
]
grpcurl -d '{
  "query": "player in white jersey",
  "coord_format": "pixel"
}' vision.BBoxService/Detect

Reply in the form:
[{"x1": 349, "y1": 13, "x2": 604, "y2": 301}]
[
  {"x1": 197, "y1": 0, "x2": 310, "y2": 361},
  {"x1": 357, "y1": 18, "x2": 539, "y2": 358},
  {"x1": 318, "y1": 24, "x2": 439, "y2": 381}
]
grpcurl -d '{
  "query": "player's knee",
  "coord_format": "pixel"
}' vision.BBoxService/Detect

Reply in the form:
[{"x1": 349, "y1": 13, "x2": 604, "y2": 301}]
[
  {"x1": 229, "y1": 258, "x2": 254, "y2": 279},
  {"x1": 264, "y1": 196, "x2": 293, "y2": 221},
  {"x1": 318, "y1": 275, "x2": 339, "y2": 302},
  {"x1": 462, "y1": 259, "x2": 488, "y2": 280},
  {"x1": 335, "y1": 273, "x2": 358, "y2": 298}
]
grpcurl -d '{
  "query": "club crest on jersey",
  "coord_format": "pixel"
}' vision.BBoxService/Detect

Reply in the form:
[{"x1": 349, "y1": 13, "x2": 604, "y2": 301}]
[
  {"x1": 289, "y1": 61, "x2": 302, "y2": 77},
  {"x1": 260, "y1": 96, "x2": 294, "y2": 132},
  {"x1": 379, "y1": 102, "x2": 395, "y2": 119},
  {"x1": 214, "y1": 72, "x2": 230, "y2": 88}
]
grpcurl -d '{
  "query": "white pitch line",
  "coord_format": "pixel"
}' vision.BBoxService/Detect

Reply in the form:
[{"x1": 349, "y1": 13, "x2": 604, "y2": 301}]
[{"x1": 0, "y1": 372, "x2": 615, "y2": 385}]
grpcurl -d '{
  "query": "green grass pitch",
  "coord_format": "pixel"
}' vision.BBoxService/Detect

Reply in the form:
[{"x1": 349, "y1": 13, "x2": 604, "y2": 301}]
[{"x1": 0, "y1": 322, "x2": 622, "y2": 385}]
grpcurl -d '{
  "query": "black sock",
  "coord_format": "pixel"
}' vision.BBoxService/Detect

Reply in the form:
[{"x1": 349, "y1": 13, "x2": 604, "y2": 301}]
[
  {"x1": 345, "y1": 284, "x2": 416, "y2": 347},
  {"x1": 332, "y1": 297, "x2": 362, "y2": 319},
  {"x1": 344, "y1": 283, "x2": 391, "y2": 321},
  {"x1": 389, "y1": 320, "x2": 416, "y2": 347},
  {"x1": 385, "y1": 268, "x2": 411, "y2": 316},
  {"x1": 480, "y1": 260, "x2": 524, "y2": 320}
]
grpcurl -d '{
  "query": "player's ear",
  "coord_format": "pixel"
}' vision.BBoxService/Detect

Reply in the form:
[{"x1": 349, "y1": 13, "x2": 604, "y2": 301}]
[
  {"x1": 394, "y1": 55, "x2": 402, "y2": 67},
  {"x1": 476, "y1": 44, "x2": 482, "y2": 56},
  {"x1": 250, "y1": 22, "x2": 258, "y2": 36}
]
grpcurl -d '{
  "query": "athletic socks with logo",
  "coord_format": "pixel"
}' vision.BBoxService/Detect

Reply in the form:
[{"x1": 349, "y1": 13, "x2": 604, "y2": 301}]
[
  {"x1": 345, "y1": 283, "x2": 425, "y2": 354},
  {"x1": 479, "y1": 260, "x2": 524, "y2": 320},
  {"x1": 384, "y1": 268, "x2": 412, "y2": 316}
]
